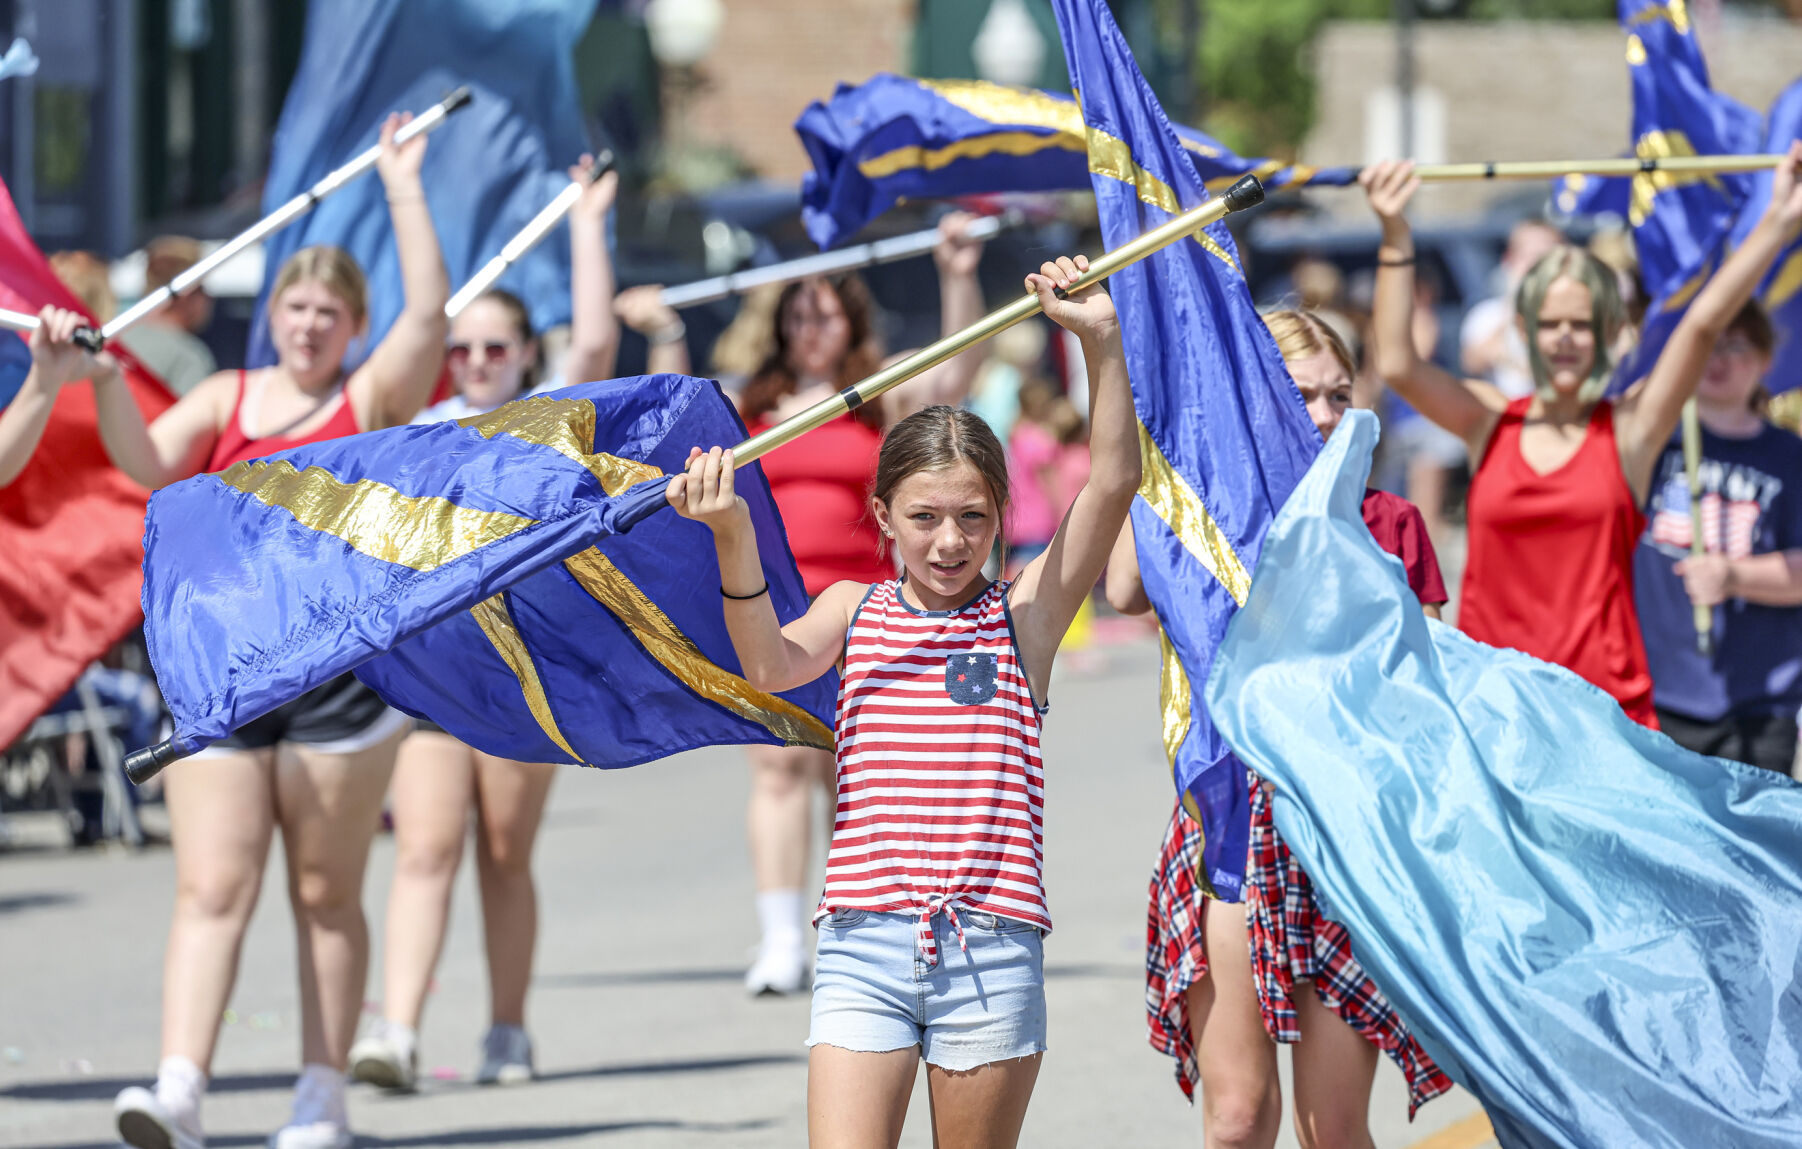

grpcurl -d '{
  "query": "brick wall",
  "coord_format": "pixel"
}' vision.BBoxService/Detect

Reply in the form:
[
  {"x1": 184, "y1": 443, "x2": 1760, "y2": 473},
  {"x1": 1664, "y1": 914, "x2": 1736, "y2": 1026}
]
[
  {"x1": 681, "y1": 0, "x2": 917, "y2": 181},
  {"x1": 1304, "y1": 18, "x2": 1802, "y2": 219}
]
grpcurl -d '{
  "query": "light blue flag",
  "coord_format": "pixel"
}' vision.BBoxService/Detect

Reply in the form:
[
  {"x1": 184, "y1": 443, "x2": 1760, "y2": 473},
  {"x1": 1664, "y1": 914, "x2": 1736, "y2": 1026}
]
[
  {"x1": 796, "y1": 72, "x2": 1354, "y2": 250},
  {"x1": 1207, "y1": 408, "x2": 1802, "y2": 1149},
  {"x1": 1729, "y1": 76, "x2": 1802, "y2": 393},
  {"x1": 247, "y1": 0, "x2": 597, "y2": 368},
  {"x1": 1049, "y1": 0, "x2": 1321, "y2": 900}
]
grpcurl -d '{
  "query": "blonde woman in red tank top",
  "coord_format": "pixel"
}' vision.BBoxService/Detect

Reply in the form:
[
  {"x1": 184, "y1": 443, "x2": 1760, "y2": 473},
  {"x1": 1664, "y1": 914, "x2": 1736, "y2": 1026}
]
[
  {"x1": 668, "y1": 251, "x2": 1130, "y2": 1149},
  {"x1": 1361, "y1": 150, "x2": 1802, "y2": 727},
  {"x1": 96, "y1": 116, "x2": 449, "y2": 1149}
]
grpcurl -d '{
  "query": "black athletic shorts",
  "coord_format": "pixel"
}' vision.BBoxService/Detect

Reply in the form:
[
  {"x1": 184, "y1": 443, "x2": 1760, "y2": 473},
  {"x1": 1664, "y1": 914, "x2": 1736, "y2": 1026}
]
[
  {"x1": 202, "y1": 673, "x2": 408, "y2": 754},
  {"x1": 1654, "y1": 706, "x2": 1799, "y2": 775}
]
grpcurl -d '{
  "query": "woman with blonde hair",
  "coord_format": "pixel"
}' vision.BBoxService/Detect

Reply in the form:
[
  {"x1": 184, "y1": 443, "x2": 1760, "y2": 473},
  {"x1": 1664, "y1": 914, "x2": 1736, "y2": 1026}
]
[
  {"x1": 97, "y1": 114, "x2": 448, "y2": 1149},
  {"x1": 1112, "y1": 309, "x2": 1452, "y2": 1147},
  {"x1": 1362, "y1": 149, "x2": 1802, "y2": 727}
]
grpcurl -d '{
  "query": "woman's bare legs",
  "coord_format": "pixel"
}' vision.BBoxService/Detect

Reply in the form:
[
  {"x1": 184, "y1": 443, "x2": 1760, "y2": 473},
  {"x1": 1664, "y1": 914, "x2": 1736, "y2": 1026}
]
[
  {"x1": 807, "y1": 1045, "x2": 919, "y2": 1149},
  {"x1": 1289, "y1": 983, "x2": 1380, "y2": 1149},
  {"x1": 745, "y1": 744, "x2": 836, "y2": 990},
  {"x1": 1189, "y1": 899, "x2": 1282, "y2": 1149},
  {"x1": 377, "y1": 731, "x2": 476, "y2": 1031},
  {"x1": 925, "y1": 1055, "x2": 1042, "y2": 1149},
  {"x1": 277, "y1": 728, "x2": 404, "y2": 1069},
  {"x1": 470, "y1": 753, "x2": 557, "y2": 1027},
  {"x1": 159, "y1": 750, "x2": 279, "y2": 1070}
]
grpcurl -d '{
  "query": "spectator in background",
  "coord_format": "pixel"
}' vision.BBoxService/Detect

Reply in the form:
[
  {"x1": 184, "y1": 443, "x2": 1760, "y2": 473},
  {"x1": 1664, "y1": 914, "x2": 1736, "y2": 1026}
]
[
  {"x1": 1006, "y1": 378, "x2": 1082, "y2": 573},
  {"x1": 968, "y1": 319, "x2": 1047, "y2": 436},
  {"x1": 1459, "y1": 218, "x2": 1564, "y2": 399},
  {"x1": 48, "y1": 250, "x2": 117, "y2": 324},
  {"x1": 117, "y1": 237, "x2": 218, "y2": 396},
  {"x1": 1635, "y1": 300, "x2": 1802, "y2": 774},
  {"x1": 1290, "y1": 256, "x2": 1362, "y2": 356},
  {"x1": 1587, "y1": 225, "x2": 1646, "y2": 367},
  {"x1": 1374, "y1": 262, "x2": 1464, "y2": 545}
]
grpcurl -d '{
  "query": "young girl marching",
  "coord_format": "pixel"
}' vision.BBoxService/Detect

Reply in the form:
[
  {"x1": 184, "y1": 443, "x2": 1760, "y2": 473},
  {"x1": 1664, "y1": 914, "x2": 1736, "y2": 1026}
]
[
  {"x1": 668, "y1": 253, "x2": 1132, "y2": 1149},
  {"x1": 1111, "y1": 310, "x2": 1454, "y2": 1149}
]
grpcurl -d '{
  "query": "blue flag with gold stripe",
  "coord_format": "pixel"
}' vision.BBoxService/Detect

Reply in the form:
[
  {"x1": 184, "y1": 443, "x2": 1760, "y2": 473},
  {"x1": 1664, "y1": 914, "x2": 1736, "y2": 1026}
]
[
  {"x1": 1049, "y1": 0, "x2": 1320, "y2": 900},
  {"x1": 796, "y1": 72, "x2": 1354, "y2": 250},
  {"x1": 1729, "y1": 76, "x2": 1802, "y2": 394},
  {"x1": 142, "y1": 375, "x2": 835, "y2": 765},
  {"x1": 1601, "y1": 0, "x2": 1760, "y2": 387}
]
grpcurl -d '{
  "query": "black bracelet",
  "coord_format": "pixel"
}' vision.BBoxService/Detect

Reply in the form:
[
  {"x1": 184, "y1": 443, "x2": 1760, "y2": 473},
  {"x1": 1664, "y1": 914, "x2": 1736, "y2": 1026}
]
[
  {"x1": 721, "y1": 582, "x2": 770, "y2": 601},
  {"x1": 1378, "y1": 255, "x2": 1417, "y2": 267}
]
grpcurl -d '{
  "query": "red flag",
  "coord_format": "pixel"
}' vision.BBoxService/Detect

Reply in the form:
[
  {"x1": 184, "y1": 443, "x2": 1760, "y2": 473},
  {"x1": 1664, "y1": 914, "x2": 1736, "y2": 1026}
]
[{"x1": 0, "y1": 179, "x2": 175, "y2": 747}]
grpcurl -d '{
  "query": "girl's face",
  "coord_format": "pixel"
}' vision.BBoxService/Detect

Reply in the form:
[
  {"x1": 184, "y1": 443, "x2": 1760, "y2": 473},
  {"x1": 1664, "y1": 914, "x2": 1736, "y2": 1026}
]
[
  {"x1": 1525, "y1": 276, "x2": 1598, "y2": 397},
  {"x1": 1288, "y1": 350, "x2": 1354, "y2": 442},
  {"x1": 270, "y1": 279, "x2": 358, "y2": 381},
  {"x1": 449, "y1": 299, "x2": 533, "y2": 409},
  {"x1": 872, "y1": 461, "x2": 999, "y2": 604},
  {"x1": 1698, "y1": 328, "x2": 1768, "y2": 410},
  {"x1": 783, "y1": 281, "x2": 852, "y2": 383}
]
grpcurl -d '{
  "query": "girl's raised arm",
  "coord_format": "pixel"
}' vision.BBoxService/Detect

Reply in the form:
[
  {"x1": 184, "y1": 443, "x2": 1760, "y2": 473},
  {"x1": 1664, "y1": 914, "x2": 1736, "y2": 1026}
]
[
  {"x1": 666, "y1": 445, "x2": 857, "y2": 692},
  {"x1": 1363, "y1": 161, "x2": 1509, "y2": 452},
  {"x1": 353, "y1": 113, "x2": 451, "y2": 429},
  {"x1": 560, "y1": 160, "x2": 621, "y2": 387},
  {"x1": 1009, "y1": 255, "x2": 1139, "y2": 697}
]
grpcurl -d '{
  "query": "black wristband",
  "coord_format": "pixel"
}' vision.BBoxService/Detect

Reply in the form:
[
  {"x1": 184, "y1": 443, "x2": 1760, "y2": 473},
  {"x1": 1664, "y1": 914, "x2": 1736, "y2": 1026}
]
[
  {"x1": 1378, "y1": 255, "x2": 1417, "y2": 267},
  {"x1": 721, "y1": 582, "x2": 770, "y2": 601}
]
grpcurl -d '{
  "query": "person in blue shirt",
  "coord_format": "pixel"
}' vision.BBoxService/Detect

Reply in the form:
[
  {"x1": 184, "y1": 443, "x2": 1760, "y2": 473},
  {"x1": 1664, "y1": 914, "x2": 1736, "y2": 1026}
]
[{"x1": 1635, "y1": 300, "x2": 1802, "y2": 773}]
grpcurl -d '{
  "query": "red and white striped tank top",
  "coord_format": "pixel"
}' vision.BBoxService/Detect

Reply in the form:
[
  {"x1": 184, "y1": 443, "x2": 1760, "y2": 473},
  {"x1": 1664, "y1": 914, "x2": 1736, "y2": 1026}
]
[{"x1": 816, "y1": 579, "x2": 1051, "y2": 965}]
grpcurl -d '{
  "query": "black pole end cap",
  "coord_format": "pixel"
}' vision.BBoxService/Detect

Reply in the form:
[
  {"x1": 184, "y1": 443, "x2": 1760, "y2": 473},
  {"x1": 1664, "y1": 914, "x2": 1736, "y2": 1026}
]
[
  {"x1": 1221, "y1": 174, "x2": 1266, "y2": 214},
  {"x1": 71, "y1": 326, "x2": 104, "y2": 354},
  {"x1": 590, "y1": 148, "x2": 617, "y2": 178},
  {"x1": 442, "y1": 86, "x2": 474, "y2": 113},
  {"x1": 125, "y1": 740, "x2": 184, "y2": 786}
]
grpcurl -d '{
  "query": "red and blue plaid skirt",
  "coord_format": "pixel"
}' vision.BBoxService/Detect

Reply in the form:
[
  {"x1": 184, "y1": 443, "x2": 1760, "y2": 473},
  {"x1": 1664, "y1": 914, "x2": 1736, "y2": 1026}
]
[{"x1": 1145, "y1": 779, "x2": 1452, "y2": 1117}]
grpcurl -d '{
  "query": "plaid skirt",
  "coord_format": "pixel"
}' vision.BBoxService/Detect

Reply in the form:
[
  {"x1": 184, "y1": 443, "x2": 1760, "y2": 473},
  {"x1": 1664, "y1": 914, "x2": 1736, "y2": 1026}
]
[{"x1": 1144, "y1": 781, "x2": 1452, "y2": 1117}]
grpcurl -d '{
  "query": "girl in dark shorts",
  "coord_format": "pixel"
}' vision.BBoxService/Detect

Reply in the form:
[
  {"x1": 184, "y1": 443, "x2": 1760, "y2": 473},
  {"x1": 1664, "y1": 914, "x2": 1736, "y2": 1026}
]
[
  {"x1": 348, "y1": 159, "x2": 619, "y2": 1091},
  {"x1": 93, "y1": 115, "x2": 449, "y2": 1149},
  {"x1": 1109, "y1": 311, "x2": 1452, "y2": 1146}
]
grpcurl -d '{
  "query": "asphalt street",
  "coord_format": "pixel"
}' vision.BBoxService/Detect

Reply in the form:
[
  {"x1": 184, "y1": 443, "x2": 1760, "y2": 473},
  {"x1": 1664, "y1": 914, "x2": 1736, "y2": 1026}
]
[{"x1": 0, "y1": 634, "x2": 1493, "y2": 1148}]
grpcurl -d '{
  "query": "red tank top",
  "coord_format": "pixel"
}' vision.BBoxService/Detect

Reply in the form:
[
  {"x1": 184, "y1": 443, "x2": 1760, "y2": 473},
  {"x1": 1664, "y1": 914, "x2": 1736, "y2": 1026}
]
[
  {"x1": 748, "y1": 412, "x2": 888, "y2": 595},
  {"x1": 206, "y1": 369, "x2": 363, "y2": 473},
  {"x1": 1460, "y1": 396, "x2": 1657, "y2": 727}
]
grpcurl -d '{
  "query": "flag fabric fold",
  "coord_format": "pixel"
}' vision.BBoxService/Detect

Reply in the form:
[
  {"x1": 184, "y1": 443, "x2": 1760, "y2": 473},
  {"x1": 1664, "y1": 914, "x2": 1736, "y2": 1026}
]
[
  {"x1": 1048, "y1": 0, "x2": 1321, "y2": 900},
  {"x1": 0, "y1": 177, "x2": 175, "y2": 748},
  {"x1": 142, "y1": 374, "x2": 834, "y2": 766},
  {"x1": 248, "y1": 0, "x2": 597, "y2": 367},
  {"x1": 1207, "y1": 408, "x2": 1802, "y2": 1149},
  {"x1": 796, "y1": 72, "x2": 1354, "y2": 250}
]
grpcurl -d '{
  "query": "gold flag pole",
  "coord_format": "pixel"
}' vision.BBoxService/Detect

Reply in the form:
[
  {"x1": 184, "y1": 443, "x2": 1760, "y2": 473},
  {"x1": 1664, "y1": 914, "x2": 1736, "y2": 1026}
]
[
  {"x1": 1406, "y1": 154, "x2": 1784, "y2": 182},
  {"x1": 730, "y1": 174, "x2": 1268, "y2": 468},
  {"x1": 1681, "y1": 397, "x2": 1715, "y2": 657}
]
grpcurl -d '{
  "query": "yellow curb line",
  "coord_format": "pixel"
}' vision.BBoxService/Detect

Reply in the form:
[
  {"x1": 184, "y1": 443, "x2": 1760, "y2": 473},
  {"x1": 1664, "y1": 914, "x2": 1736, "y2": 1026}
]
[{"x1": 1401, "y1": 1111, "x2": 1496, "y2": 1149}]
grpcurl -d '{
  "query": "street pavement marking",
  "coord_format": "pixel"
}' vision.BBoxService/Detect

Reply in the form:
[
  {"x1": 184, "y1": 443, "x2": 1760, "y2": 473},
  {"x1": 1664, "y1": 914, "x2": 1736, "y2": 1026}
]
[{"x1": 1402, "y1": 1111, "x2": 1497, "y2": 1149}]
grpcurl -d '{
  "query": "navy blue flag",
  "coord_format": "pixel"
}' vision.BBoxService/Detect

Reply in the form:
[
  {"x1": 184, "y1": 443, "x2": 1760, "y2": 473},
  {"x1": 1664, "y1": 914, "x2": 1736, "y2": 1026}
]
[
  {"x1": 1600, "y1": 0, "x2": 1761, "y2": 386},
  {"x1": 1211, "y1": 409, "x2": 1802, "y2": 1149},
  {"x1": 248, "y1": 0, "x2": 597, "y2": 367},
  {"x1": 1728, "y1": 76, "x2": 1802, "y2": 393},
  {"x1": 1047, "y1": 0, "x2": 1320, "y2": 900},
  {"x1": 141, "y1": 375, "x2": 835, "y2": 766},
  {"x1": 796, "y1": 72, "x2": 1355, "y2": 250}
]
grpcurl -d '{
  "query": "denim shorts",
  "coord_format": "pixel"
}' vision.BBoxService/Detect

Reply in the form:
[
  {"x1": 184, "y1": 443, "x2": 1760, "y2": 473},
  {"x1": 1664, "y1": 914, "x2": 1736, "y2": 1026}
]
[{"x1": 807, "y1": 908, "x2": 1048, "y2": 1071}]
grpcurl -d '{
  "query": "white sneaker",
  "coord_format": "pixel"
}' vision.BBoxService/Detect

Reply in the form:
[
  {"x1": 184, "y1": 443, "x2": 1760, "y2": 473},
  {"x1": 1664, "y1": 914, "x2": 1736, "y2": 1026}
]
[
  {"x1": 115, "y1": 1085, "x2": 205, "y2": 1149},
  {"x1": 267, "y1": 1120, "x2": 352, "y2": 1149},
  {"x1": 348, "y1": 1020, "x2": 416, "y2": 1092},
  {"x1": 476, "y1": 1024, "x2": 534, "y2": 1086},
  {"x1": 744, "y1": 937, "x2": 810, "y2": 996}
]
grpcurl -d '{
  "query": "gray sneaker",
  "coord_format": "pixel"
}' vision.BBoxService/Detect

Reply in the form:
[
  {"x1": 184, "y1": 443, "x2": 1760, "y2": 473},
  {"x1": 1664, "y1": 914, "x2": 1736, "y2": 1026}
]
[{"x1": 476, "y1": 1024, "x2": 534, "y2": 1085}]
